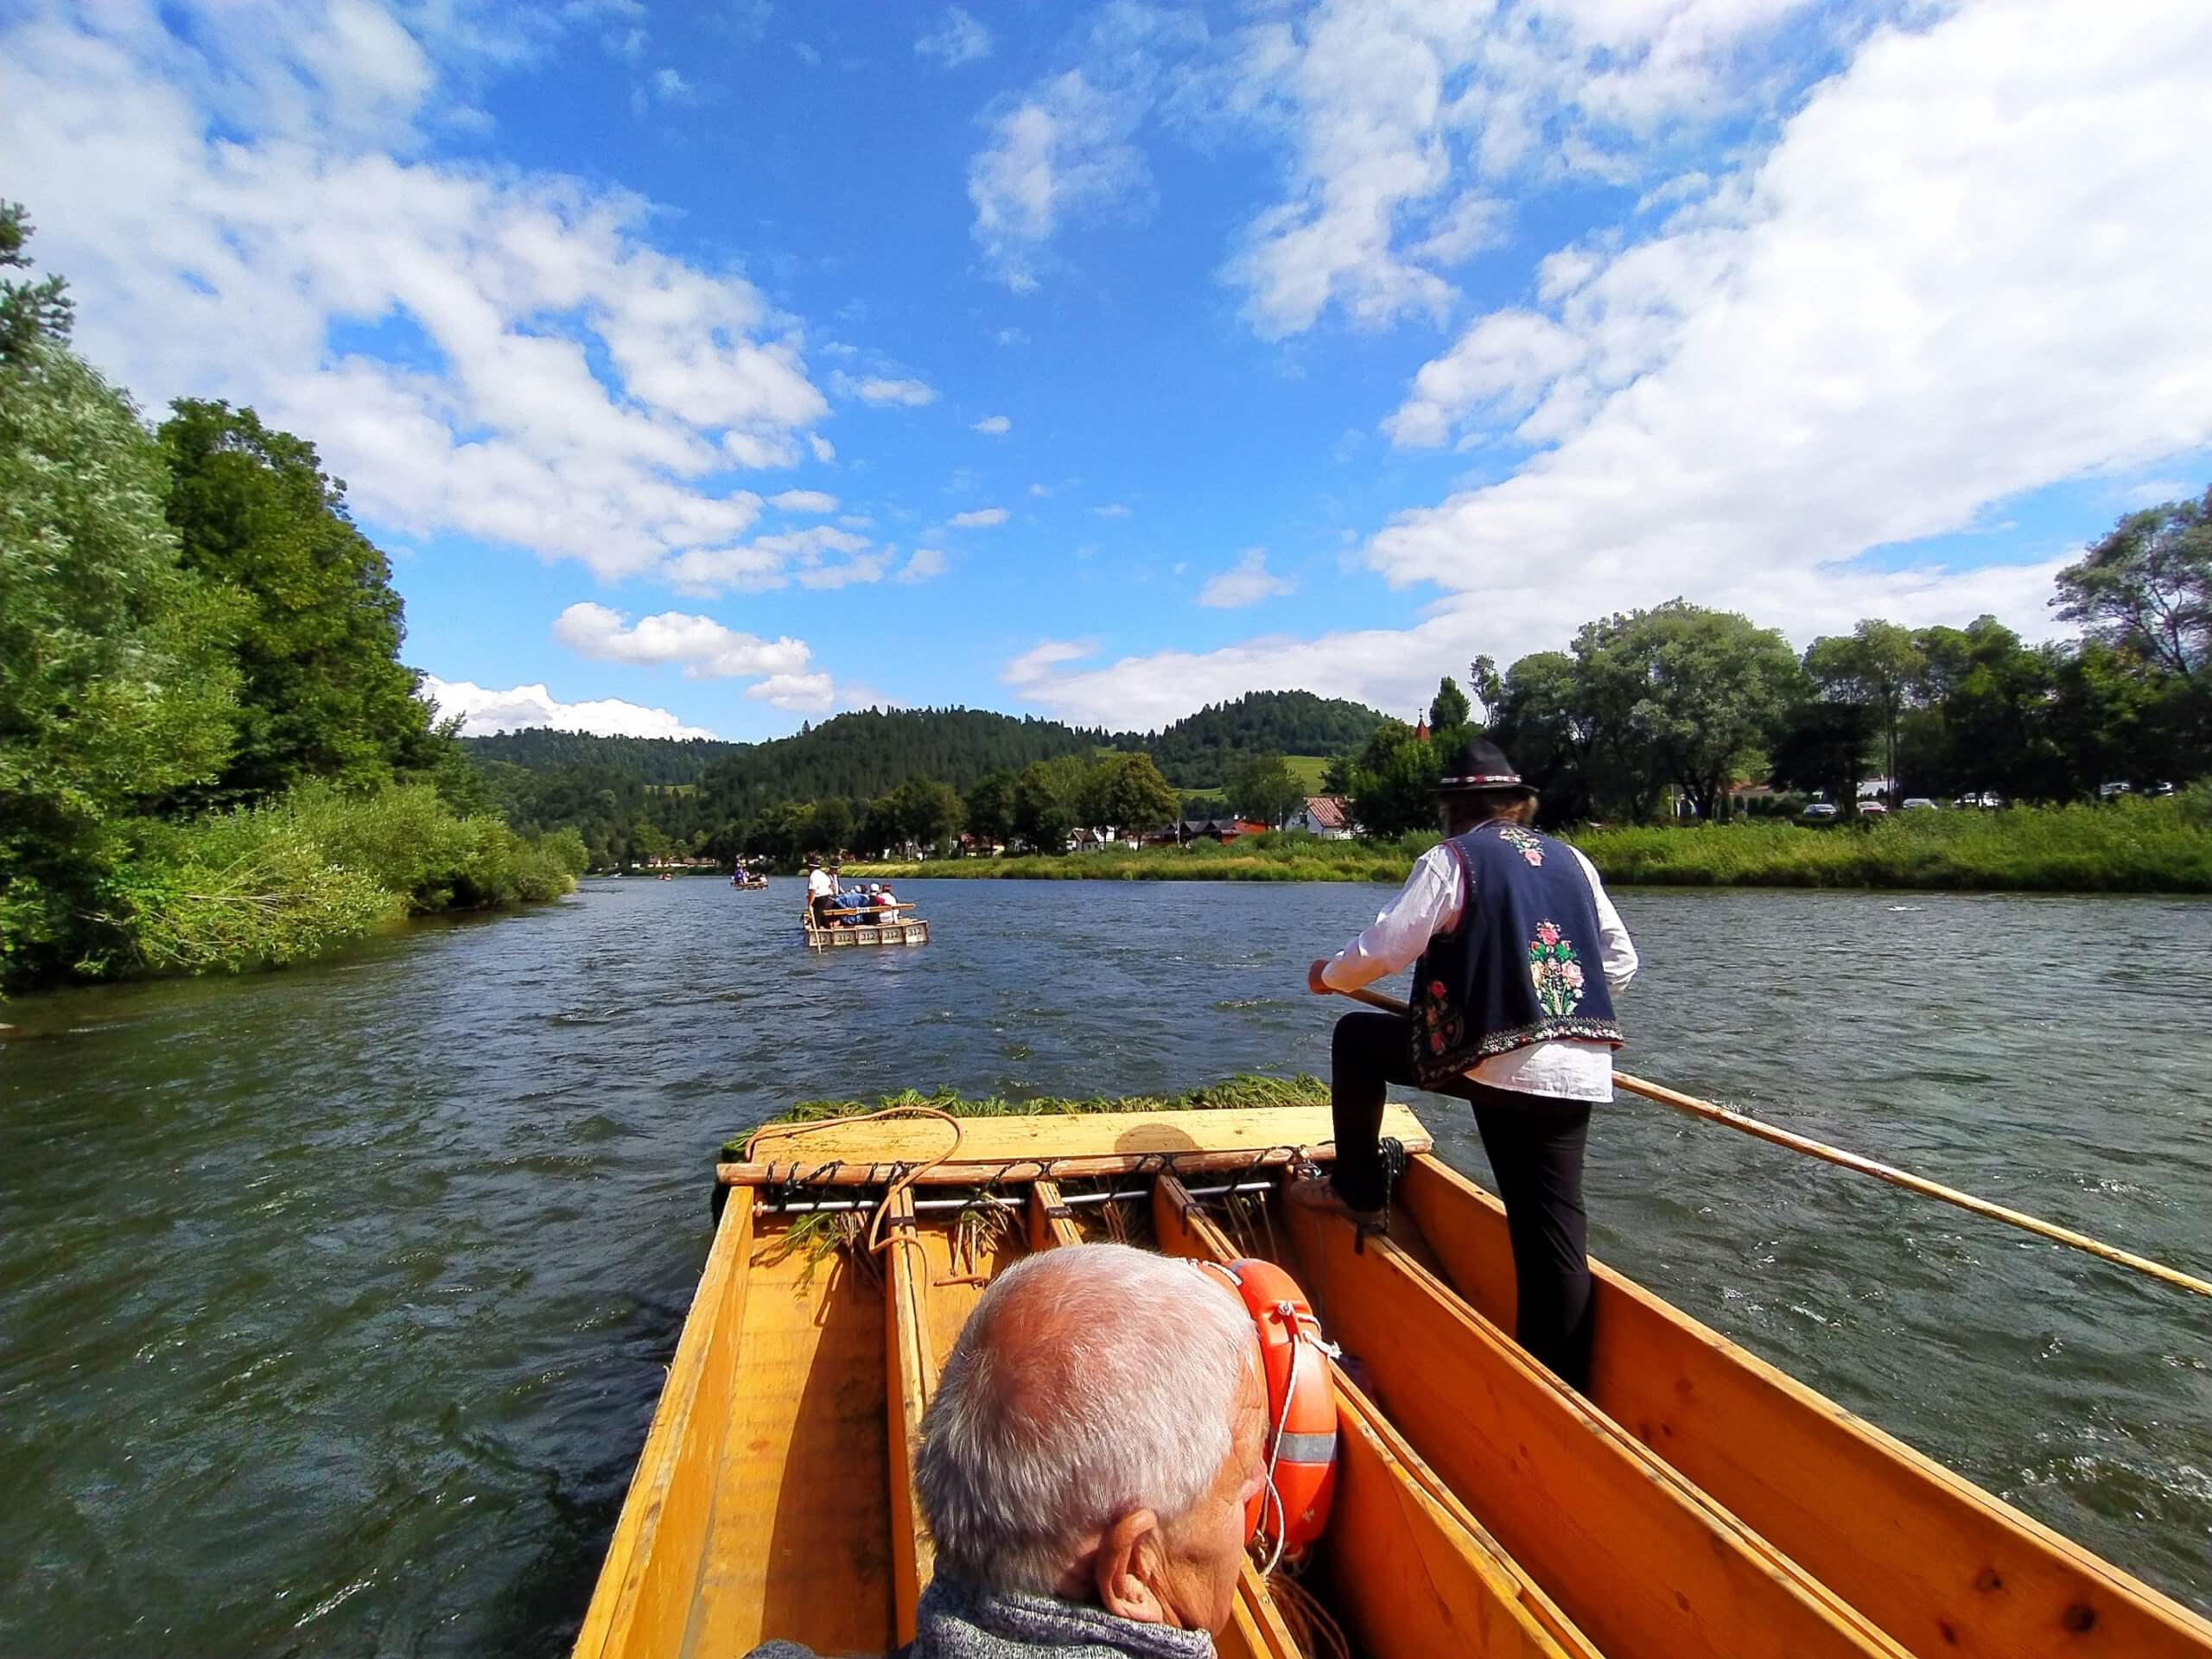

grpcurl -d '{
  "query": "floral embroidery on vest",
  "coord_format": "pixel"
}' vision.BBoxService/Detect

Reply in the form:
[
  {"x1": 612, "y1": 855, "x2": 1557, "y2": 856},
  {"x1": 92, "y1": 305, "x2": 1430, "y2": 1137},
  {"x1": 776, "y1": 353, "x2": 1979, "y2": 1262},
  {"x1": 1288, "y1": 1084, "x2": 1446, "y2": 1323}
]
[
  {"x1": 1527, "y1": 921, "x2": 1586, "y2": 1018},
  {"x1": 1416, "y1": 977, "x2": 1465, "y2": 1057},
  {"x1": 1497, "y1": 824, "x2": 1545, "y2": 867}
]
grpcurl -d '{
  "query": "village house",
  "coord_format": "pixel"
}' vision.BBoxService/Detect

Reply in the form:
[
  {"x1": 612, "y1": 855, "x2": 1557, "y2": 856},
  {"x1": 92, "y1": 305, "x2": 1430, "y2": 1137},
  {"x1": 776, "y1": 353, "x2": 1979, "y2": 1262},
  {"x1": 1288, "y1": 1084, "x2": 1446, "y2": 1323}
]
[{"x1": 1285, "y1": 795, "x2": 1357, "y2": 839}]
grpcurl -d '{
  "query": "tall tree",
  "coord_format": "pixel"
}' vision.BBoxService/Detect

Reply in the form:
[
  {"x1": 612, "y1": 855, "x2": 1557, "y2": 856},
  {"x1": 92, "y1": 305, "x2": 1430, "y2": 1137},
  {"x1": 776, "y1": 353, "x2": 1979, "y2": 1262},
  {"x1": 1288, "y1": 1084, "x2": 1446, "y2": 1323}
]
[
  {"x1": 1226, "y1": 750, "x2": 1304, "y2": 827},
  {"x1": 1574, "y1": 601, "x2": 1802, "y2": 820},
  {"x1": 1081, "y1": 752, "x2": 1179, "y2": 834},
  {"x1": 2054, "y1": 489, "x2": 2209, "y2": 684},
  {"x1": 159, "y1": 401, "x2": 435, "y2": 800},
  {"x1": 2, "y1": 319, "x2": 238, "y2": 978},
  {"x1": 1427, "y1": 675, "x2": 1472, "y2": 741},
  {"x1": 963, "y1": 769, "x2": 1018, "y2": 849},
  {"x1": 1334, "y1": 720, "x2": 1440, "y2": 839},
  {"x1": 0, "y1": 202, "x2": 73, "y2": 365},
  {"x1": 1012, "y1": 755, "x2": 1086, "y2": 852},
  {"x1": 1803, "y1": 620, "x2": 1923, "y2": 797}
]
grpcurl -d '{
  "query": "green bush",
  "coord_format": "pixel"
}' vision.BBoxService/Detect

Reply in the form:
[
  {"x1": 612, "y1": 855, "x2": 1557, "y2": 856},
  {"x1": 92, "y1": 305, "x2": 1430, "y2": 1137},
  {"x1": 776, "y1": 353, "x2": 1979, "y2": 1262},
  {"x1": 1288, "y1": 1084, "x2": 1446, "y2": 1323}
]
[{"x1": 83, "y1": 782, "x2": 584, "y2": 976}]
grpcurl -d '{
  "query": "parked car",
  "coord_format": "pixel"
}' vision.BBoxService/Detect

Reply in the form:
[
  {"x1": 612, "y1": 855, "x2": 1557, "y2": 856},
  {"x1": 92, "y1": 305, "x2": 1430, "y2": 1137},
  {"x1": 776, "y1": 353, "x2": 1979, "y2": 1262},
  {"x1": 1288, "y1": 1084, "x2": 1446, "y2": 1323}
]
[
  {"x1": 2098, "y1": 781, "x2": 2133, "y2": 800},
  {"x1": 1953, "y1": 791, "x2": 2005, "y2": 809},
  {"x1": 1802, "y1": 801, "x2": 1839, "y2": 821},
  {"x1": 1857, "y1": 800, "x2": 1889, "y2": 817},
  {"x1": 1900, "y1": 797, "x2": 1937, "y2": 810},
  {"x1": 2148, "y1": 781, "x2": 2177, "y2": 798}
]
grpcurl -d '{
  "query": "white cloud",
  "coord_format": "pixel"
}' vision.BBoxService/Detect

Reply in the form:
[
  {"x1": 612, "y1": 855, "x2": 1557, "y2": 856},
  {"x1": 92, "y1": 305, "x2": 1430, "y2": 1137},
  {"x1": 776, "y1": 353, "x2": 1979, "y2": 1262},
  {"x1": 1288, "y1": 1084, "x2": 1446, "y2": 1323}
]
[
  {"x1": 1092, "y1": 502, "x2": 1131, "y2": 518},
  {"x1": 809, "y1": 433, "x2": 836, "y2": 462},
  {"x1": 916, "y1": 6, "x2": 992, "y2": 68},
  {"x1": 647, "y1": 65, "x2": 693, "y2": 104},
  {"x1": 1009, "y1": 1, "x2": 2212, "y2": 728},
  {"x1": 768, "y1": 488, "x2": 840, "y2": 513},
  {"x1": 949, "y1": 506, "x2": 1010, "y2": 528},
  {"x1": 969, "y1": 71, "x2": 1149, "y2": 293},
  {"x1": 662, "y1": 525, "x2": 885, "y2": 594},
  {"x1": 420, "y1": 675, "x2": 716, "y2": 740},
  {"x1": 550, "y1": 601, "x2": 811, "y2": 680},
  {"x1": 746, "y1": 671, "x2": 840, "y2": 713},
  {"x1": 898, "y1": 546, "x2": 948, "y2": 583},
  {"x1": 972, "y1": 414, "x2": 1012, "y2": 435},
  {"x1": 1001, "y1": 639, "x2": 1097, "y2": 688},
  {"x1": 792, "y1": 41, "x2": 820, "y2": 67},
  {"x1": 1028, "y1": 482, "x2": 1051, "y2": 497},
  {"x1": 4, "y1": 2, "x2": 838, "y2": 585},
  {"x1": 1197, "y1": 549, "x2": 1296, "y2": 608},
  {"x1": 833, "y1": 372, "x2": 939, "y2": 406}
]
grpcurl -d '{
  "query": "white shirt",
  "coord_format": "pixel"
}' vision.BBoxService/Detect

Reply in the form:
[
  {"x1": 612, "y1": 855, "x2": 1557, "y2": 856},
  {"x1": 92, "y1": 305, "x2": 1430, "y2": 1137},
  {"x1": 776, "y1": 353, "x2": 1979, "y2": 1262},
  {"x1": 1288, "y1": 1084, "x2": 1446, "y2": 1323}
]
[
  {"x1": 807, "y1": 868, "x2": 834, "y2": 899},
  {"x1": 1321, "y1": 839, "x2": 1638, "y2": 1102}
]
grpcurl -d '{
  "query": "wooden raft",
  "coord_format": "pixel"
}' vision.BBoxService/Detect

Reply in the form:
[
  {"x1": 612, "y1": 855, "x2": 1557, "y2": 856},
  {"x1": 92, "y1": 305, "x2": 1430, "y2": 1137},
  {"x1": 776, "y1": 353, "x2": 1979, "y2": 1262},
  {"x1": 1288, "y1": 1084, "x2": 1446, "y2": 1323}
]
[{"x1": 575, "y1": 1102, "x2": 2212, "y2": 1659}]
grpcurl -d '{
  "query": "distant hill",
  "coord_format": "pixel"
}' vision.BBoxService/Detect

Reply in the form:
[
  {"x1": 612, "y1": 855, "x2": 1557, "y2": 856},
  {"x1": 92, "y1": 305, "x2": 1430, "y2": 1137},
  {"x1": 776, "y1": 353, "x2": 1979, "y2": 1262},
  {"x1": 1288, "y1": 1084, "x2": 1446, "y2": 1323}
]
[
  {"x1": 1115, "y1": 690, "x2": 1385, "y2": 789},
  {"x1": 460, "y1": 729, "x2": 745, "y2": 784},
  {"x1": 461, "y1": 690, "x2": 1385, "y2": 802}
]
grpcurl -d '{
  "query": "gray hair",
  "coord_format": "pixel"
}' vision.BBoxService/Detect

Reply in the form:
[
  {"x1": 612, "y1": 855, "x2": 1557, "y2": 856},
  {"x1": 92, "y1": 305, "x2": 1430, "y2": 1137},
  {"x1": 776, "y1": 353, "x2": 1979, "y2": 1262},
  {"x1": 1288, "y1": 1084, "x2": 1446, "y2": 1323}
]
[{"x1": 914, "y1": 1243, "x2": 1255, "y2": 1597}]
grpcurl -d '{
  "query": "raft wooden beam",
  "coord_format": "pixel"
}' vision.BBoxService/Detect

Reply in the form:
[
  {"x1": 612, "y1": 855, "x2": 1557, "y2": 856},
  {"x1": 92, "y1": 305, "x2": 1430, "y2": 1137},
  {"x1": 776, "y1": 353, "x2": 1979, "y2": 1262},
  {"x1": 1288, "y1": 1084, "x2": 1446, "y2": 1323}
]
[
  {"x1": 1280, "y1": 1196, "x2": 1914, "y2": 1659},
  {"x1": 1151, "y1": 1176, "x2": 1592, "y2": 1659},
  {"x1": 883, "y1": 1189, "x2": 937, "y2": 1645},
  {"x1": 1399, "y1": 1155, "x2": 2212, "y2": 1659},
  {"x1": 574, "y1": 1197, "x2": 753, "y2": 1659},
  {"x1": 1023, "y1": 1177, "x2": 1306, "y2": 1659},
  {"x1": 721, "y1": 1104, "x2": 1430, "y2": 1188}
]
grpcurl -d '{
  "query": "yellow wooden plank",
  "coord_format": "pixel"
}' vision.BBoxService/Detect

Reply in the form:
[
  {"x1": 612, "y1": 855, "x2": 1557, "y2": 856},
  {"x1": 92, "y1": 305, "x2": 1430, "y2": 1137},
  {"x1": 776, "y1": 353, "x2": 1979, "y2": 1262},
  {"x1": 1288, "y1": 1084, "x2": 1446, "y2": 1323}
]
[
  {"x1": 1401, "y1": 1155, "x2": 2212, "y2": 1659},
  {"x1": 1150, "y1": 1177, "x2": 1589, "y2": 1659},
  {"x1": 1281, "y1": 1196, "x2": 1912, "y2": 1659},
  {"x1": 574, "y1": 1198, "x2": 753, "y2": 1659},
  {"x1": 1028, "y1": 1180, "x2": 1085, "y2": 1250},
  {"x1": 686, "y1": 1236, "x2": 893, "y2": 1659},
  {"x1": 885, "y1": 1191, "x2": 937, "y2": 1645},
  {"x1": 730, "y1": 1104, "x2": 1429, "y2": 1181}
]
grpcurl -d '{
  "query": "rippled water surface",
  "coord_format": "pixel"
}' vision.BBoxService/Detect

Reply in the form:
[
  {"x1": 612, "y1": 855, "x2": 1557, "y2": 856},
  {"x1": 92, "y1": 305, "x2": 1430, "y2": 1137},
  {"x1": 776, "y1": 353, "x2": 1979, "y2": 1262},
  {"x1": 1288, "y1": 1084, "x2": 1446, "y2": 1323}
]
[{"x1": 3, "y1": 878, "x2": 2209, "y2": 1654}]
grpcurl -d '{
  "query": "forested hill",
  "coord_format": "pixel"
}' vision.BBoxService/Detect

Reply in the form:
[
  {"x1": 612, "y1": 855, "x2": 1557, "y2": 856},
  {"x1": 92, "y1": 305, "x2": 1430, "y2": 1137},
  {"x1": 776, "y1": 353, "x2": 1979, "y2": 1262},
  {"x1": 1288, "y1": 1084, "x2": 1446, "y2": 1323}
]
[
  {"x1": 1114, "y1": 690, "x2": 1387, "y2": 788},
  {"x1": 458, "y1": 730, "x2": 746, "y2": 784},
  {"x1": 461, "y1": 690, "x2": 1388, "y2": 796}
]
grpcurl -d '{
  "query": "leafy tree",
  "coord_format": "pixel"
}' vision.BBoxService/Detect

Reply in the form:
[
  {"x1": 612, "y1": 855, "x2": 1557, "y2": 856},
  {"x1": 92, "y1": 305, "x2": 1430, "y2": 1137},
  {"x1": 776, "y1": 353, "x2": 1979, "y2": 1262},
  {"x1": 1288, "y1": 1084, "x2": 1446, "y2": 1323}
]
[
  {"x1": 1769, "y1": 700, "x2": 1873, "y2": 806},
  {"x1": 1226, "y1": 750, "x2": 1304, "y2": 828},
  {"x1": 1476, "y1": 652, "x2": 1608, "y2": 824},
  {"x1": 963, "y1": 770, "x2": 1017, "y2": 849},
  {"x1": 2053, "y1": 489, "x2": 2209, "y2": 683},
  {"x1": 807, "y1": 796, "x2": 855, "y2": 855},
  {"x1": 0, "y1": 202, "x2": 73, "y2": 364},
  {"x1": 1427, "y1": 676, "x2": 1472, "y2": 741},
  {"x1": 1012, "y1": 756, "x2": 1085, "y2": 852},
  {"x1": 1335, "y1": 720, "x2": 1440, "y2": 839},
  {"x1": 159, "y1": 400, "x2": 435, "y2": 800},
  {"x1": 1803, "y1": 620, "x2": 1923, "y2": 796},
  {"x1": 1123, "y1": 690, "x2": 1382, "y2": 788},
  {"x1": 1079, "y1": 752, "x2": 1179, "y2": 834},
  {"x1": 2, "y1": 334, "x2": 239, "y2": 982},
  {"x1": 1573, "y1": 601, "x2": 1802, "y2": 820}
]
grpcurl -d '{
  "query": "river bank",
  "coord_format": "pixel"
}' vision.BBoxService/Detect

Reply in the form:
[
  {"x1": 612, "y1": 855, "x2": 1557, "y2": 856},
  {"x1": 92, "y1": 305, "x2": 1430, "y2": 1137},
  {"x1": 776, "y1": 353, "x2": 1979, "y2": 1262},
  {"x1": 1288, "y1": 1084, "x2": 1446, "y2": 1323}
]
[{"x1": 845, "y1": 795, "x2": 2212, "y2": 893}]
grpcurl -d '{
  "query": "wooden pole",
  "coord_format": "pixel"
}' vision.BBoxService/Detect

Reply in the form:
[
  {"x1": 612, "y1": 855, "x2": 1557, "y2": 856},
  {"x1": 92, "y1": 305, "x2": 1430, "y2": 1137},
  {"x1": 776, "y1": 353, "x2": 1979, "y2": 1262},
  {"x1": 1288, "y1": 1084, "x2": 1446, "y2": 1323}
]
[{"x1": 1329, "y1": 983, "x2": 2212, "y2": 1300}]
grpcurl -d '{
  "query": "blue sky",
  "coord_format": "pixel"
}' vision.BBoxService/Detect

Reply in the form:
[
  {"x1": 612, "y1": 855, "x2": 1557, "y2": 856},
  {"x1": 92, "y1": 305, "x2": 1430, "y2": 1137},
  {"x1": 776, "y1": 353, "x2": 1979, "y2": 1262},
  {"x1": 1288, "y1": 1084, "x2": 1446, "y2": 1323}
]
[{"x1": 9, "y1": 0, "x2": 2210, "y2": 740}]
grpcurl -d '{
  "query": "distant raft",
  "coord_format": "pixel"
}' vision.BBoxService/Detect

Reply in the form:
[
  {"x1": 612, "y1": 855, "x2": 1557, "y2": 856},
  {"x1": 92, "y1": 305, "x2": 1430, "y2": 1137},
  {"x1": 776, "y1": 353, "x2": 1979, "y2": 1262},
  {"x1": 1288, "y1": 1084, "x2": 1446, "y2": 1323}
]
[{"x1": 802, "y1": 897, "x2": 928, "y2": 949}]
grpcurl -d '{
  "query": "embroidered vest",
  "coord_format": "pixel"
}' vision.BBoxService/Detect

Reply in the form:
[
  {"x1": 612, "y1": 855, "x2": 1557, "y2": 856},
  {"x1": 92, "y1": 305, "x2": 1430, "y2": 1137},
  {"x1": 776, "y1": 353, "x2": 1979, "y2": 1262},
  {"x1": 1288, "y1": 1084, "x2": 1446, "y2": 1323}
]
[{"x1": 1408, "y1": 820, "x2": 1624, "y2": 1086}]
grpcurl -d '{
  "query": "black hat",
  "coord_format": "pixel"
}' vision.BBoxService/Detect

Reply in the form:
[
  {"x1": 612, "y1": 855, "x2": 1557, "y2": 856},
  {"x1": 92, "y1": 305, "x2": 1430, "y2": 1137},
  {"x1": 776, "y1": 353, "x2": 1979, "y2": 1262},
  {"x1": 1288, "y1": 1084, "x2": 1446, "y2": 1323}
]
[{"x1": 1434, "y1": 736, "x2": 1535, "y2": 795}]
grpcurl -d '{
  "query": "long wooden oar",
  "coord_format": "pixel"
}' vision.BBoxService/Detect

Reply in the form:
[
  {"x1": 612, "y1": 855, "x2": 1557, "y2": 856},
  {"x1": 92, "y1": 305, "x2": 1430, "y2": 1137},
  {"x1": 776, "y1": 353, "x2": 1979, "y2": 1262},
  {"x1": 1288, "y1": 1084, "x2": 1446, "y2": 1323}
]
[{"x1": 1329, "y1": 982, "x2": 2212, "y2": 1300}]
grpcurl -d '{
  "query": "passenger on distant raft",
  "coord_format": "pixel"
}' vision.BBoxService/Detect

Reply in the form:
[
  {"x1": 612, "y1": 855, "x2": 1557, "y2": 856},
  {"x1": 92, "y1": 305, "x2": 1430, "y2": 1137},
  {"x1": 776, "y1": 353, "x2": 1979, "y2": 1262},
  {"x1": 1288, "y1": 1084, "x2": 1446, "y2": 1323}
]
[
  {"x1": 1293, "y1": 736, "x2": 1637, "y2": 1394},
  {"x1": 745, "y1": 1243, "x2": 1268, "y2": 1659}
]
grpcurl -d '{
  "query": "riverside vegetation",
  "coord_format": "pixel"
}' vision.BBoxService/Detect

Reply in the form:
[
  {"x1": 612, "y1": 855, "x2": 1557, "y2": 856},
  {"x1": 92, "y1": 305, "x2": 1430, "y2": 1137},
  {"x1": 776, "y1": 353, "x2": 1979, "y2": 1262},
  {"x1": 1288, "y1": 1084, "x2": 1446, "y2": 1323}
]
[
  {"x1": 1, "y1": 208, "x2": 583, "y2": 991},
  {"x1": 849, "y1": 789, "x2": 2212, "y2": 893}
]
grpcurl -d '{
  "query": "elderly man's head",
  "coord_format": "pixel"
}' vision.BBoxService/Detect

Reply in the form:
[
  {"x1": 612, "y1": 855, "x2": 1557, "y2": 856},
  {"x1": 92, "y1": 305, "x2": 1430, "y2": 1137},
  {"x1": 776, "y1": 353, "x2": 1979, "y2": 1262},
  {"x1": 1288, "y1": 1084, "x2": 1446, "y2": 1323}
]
[{"x1": 915, "y1": 1243, "x2": 1267, "y2": 1635}]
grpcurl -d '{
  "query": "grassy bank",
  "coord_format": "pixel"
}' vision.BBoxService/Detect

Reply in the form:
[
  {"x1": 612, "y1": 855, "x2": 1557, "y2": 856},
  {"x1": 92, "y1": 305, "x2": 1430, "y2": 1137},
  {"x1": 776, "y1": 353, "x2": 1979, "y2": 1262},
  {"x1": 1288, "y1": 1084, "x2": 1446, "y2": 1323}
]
[{"x1": 845, "y1": 793, "x2": 2212, "y2": 893}]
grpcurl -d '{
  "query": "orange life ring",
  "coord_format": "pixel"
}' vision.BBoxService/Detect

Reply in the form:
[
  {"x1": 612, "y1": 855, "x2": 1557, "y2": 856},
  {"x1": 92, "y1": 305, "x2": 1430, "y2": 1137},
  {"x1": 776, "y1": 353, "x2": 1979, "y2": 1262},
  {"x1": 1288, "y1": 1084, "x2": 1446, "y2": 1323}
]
[{"x1": 1201, "y1": 1258, "x2": 1338, "y2": 1564}]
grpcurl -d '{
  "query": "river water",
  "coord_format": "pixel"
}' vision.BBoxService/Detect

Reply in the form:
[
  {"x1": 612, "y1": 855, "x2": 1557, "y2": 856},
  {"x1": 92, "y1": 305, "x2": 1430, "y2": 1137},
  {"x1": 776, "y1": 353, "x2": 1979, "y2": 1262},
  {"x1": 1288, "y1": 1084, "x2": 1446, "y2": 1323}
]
[{"x1": 2, "y1": 878, "x2": 2208, "y2": 1654}]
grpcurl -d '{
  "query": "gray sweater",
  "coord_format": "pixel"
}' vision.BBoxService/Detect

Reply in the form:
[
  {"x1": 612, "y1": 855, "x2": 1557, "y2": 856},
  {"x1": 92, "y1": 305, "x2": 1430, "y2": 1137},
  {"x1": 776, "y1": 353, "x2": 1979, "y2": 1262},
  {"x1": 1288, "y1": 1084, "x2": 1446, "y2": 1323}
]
[{"x1": 745, "y1": 1573, "x2": 1216, "y2": 1659}]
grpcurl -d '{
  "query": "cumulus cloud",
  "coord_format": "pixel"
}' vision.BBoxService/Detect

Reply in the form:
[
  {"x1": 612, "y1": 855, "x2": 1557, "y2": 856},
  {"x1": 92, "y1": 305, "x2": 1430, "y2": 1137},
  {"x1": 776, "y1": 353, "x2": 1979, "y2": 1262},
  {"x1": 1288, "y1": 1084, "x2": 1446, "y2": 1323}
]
[
  {"x1": 3, "y1": 2, "x2": 838, "y2": 584},
  {"x1": 949, "y1": 506, "x2": 1010, "y2": 528},
  {"x1": 916, "y1": 6, "x2": 991, "y2": 68},
  {"x1": 833, "y1": 372, "x2": 939, "y2": 406},
  {"x1": 1007, "y1": 1, "x2": 2212, "y2": 728},
  {"x1": 550, "y1": 601, "x2": 811, "y2": 679},
  {"x1": 746, "y1": 671, "x2": 841, "y2": 713},
  {"x1": 972, "y1": 414, "x2": 1012, "y2": 435},
  {"x1": 768, "y1": 488, "x2": 839, "y2": 513},
  {"x1": 1197, "y1": 549, "x2": 1295, "y2": 608},
  {"x1": 1092, "y1": 502, "x2": 1131, "y2": 518},
  {"x1": 897, "y1": 546, "x2": 948, "y2": 583},
  {"x1": 661, "y1": 525, "x2": 887, "y2": 594},
  {"x1": 420, "y1": 675, "x2": 717, "y2": 740},
  {"x1": 1001, "y1": 639, "x2": 1098, "y2": 687}
]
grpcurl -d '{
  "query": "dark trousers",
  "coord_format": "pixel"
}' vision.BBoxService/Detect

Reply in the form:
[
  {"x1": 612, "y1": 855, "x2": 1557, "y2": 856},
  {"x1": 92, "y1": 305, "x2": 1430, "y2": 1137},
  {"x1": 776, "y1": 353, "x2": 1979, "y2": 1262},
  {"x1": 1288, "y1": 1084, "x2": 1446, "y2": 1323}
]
[{"x1": 1330, "y1": 1010, "x2": 1595, "y2": 1390}]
